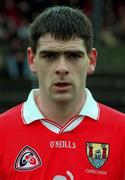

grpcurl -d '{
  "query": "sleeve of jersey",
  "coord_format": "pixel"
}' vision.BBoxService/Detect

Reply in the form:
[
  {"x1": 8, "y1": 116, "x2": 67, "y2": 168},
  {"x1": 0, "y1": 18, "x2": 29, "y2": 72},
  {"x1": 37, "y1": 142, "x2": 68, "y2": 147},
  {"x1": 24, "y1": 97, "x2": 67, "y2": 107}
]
[
  {"x1": 122, "y1": 125, "x2": 125, "y2": 179},
  {"x1": 123, "y1": 136, "x2": 125, "y2": 180},
  {"x1": 0, "y1": 126, "x2": 4, "y2": 177}
]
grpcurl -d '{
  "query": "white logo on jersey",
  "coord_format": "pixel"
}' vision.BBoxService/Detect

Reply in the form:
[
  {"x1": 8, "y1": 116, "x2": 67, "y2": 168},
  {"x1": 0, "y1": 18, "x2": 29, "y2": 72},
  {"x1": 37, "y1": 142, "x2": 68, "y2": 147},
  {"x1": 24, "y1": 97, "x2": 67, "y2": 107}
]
[
  {"x1": 53, "y1": 170, "x2": 74, "y2": 180},
  {"x1": 50, "y1": 140, "x2": 76, "y2": 149},
  {"x1": 14, "y1": 146, "x2": 42, "y2": 171}
]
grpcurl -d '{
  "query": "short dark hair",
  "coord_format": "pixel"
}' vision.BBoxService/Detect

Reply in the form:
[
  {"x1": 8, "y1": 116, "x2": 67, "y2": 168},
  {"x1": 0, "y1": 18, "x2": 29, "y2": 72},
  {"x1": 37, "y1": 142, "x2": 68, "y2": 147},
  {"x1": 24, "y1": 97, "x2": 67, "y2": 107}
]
[{"x1": 29, "y1": 6, "x2": 93, "y2": 53}]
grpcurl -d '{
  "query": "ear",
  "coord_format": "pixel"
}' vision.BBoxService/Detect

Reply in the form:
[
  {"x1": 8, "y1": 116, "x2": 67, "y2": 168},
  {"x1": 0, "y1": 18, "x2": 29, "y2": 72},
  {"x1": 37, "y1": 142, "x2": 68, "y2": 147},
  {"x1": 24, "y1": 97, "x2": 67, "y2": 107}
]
[
  {"x1": 27, "y1": 47, "x2": 37, "y2": 73},
  {"x1": 87, "y1": 48, "x2": 97, "y2": 75}
]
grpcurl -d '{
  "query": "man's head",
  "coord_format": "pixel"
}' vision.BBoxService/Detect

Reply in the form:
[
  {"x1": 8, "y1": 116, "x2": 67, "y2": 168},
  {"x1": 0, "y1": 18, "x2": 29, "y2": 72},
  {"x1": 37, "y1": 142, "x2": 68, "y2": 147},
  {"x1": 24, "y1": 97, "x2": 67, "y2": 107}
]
[
  {"x1": 29, "y1": 6, "x2": 93, "y2": 54},
  {"x1": 27, "y1": 6, "x2": 97, "y2": 104}
]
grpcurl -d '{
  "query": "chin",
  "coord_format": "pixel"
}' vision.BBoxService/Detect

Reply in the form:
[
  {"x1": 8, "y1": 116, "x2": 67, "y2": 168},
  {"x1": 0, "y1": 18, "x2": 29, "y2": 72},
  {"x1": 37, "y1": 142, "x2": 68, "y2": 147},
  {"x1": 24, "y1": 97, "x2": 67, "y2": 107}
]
[{"x1": 52, "y1": 94, "x2": 73, "y2": 103}]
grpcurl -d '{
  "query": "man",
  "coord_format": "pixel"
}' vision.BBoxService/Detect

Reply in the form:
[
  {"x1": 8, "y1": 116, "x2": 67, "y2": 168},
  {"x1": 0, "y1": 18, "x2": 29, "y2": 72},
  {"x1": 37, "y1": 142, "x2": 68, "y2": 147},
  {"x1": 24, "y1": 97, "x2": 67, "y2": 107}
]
[{"x1": 0, "y1": 6, "x2": 125, "y2": 180}]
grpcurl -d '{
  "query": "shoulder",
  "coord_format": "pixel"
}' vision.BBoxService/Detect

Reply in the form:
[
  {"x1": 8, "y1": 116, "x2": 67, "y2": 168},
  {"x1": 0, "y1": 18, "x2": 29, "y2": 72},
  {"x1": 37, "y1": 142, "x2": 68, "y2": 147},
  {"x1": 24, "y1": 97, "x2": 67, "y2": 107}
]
[
  {"x1": 99, "y1": 103, "x2": 125, "y2": 117},
  {"x1": 0, "y1": 103, "x2": 23, "y2": 127},
  {"x1": 98, "y1": 103, "x2": 125, "y2": 125}
]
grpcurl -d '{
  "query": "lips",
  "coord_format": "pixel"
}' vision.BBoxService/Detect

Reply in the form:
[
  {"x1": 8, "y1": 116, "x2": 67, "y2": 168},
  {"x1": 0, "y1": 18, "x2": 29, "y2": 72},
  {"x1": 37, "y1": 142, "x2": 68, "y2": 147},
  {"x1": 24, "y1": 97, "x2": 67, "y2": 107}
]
[
  {"x1": 55, "y1": 82, "x2": 70, "y2": 87},
  {"x1": 53, "y1": 82, "x2": 71, "y2": 91}
]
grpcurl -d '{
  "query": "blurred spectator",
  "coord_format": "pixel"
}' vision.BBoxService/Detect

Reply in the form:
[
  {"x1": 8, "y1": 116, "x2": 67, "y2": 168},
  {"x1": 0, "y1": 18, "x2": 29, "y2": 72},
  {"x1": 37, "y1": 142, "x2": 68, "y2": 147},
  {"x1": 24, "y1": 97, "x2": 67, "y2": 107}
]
[
  {"x1": 95, "y1": 0, "x2": 125, "y2": 46},
  {"x1": 17, "y1": 17, "x2": 29, "y2": 42},
  {"x1": 112, "y1": 1, "x2": 125, "y2": 44},
  {"x1": 5, "y1": 35, "x2": 30, "y2": 80},
  {"x1": 0, "y1": 11, "x2": 9, "y2": 42},
  {"x1": 31, "y1": 0, "x2": 51, "y2": 15},
  {"x1": 17, "y1": 0, "x2": 32, "y2": 20},
  {"x1": 3, "y1": 0, "x2": 21, "y2": 27},
  {"x1": 80, "y1": 0, "x2": 93, "y2": 16},
  {"x1": 50, "y1": 0, "x2": 69, "y2": 6},
  {"x1": 68, "y1": 0, "x2": 83, "y2": 8}
]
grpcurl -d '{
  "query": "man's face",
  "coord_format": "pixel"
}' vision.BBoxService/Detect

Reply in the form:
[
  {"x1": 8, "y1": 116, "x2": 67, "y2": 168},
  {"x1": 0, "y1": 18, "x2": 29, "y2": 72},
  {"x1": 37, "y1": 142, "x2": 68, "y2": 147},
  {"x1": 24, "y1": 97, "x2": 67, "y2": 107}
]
[{"x1": 28, "y1": 34, "x2": 97, "y2": 103}]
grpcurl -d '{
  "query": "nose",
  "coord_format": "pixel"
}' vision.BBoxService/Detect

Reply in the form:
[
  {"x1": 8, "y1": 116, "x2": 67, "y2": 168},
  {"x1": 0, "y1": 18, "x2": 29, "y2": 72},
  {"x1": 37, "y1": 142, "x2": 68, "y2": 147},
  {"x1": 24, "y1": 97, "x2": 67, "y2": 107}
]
[{"x1": 55, "y1": 56, "x2": 69, "y2": 75}]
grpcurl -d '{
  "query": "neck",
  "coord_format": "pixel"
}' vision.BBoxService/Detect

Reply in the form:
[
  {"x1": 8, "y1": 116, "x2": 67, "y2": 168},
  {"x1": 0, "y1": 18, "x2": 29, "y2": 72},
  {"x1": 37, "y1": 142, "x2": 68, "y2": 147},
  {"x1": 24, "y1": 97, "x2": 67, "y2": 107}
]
[{"x1": 35, "y1": 90, "x2": 86, "y2": 126}]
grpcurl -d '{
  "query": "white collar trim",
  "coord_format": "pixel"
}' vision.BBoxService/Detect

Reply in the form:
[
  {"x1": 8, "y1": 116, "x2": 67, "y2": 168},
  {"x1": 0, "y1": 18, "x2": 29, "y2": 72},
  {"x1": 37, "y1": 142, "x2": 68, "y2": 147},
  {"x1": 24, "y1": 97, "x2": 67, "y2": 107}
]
[
  {"x1": 22, "y1": 89, "x2": 44, "y2": 124},
  {"x1": 79, "y1": 88, "x2": 99, "y2": 120},
  {"x1": 22, "y1": 88, "x2": 99, "y2": 126}
]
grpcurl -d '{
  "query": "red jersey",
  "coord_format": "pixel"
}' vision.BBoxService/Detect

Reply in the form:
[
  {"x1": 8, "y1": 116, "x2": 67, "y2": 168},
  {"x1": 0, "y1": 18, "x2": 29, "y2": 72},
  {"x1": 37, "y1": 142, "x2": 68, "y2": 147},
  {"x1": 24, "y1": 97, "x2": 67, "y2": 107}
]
[{"x1": 0, "y1": 89, "x2": 125, "y2": 180}]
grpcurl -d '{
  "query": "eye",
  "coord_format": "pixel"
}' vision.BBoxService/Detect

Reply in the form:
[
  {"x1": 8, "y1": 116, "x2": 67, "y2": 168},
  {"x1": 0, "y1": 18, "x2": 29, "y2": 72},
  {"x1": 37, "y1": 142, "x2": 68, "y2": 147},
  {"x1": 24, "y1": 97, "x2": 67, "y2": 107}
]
[
  {"x1": 66, "y1": 53, "x2": 81, "y2": 61},
  {"x1": 41, "y1": 52, "x2": 58, "y2": 60},
  {"x1": 43, "y1": 54, "x2": 56, "y2": 59}
]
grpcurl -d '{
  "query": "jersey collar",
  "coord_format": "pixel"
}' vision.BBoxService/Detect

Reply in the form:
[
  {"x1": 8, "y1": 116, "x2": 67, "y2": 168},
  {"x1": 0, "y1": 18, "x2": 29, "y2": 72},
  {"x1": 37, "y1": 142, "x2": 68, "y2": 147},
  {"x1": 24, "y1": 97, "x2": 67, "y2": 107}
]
[{"x1": 22, "y1": 88, "x2": 99, "y2": 126}]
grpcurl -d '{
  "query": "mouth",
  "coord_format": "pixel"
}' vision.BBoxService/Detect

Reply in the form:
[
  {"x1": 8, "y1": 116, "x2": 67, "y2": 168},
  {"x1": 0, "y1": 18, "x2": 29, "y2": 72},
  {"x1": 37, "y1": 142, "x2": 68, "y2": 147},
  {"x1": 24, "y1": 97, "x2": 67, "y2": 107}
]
[
  {"x1": 55, "y1": 82, "x2": 70, "y2": 87},
  {"x1": 53, "y1": 82, "x2": 71, "y2": 91}
]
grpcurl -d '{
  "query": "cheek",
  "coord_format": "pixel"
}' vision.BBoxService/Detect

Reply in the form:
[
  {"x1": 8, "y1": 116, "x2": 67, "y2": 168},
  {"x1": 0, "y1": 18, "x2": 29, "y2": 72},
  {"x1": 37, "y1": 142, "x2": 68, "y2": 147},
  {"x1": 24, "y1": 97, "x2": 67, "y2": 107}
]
[
  {"x1": 76, "y1": 61, "x2": 88, "y2": 77},
  {"x1": 36, "y1": 64, "x2": 46, "y2": 84},
  {"x1": 38, "y1": 66, "x2": 53, "y2": 89},
  {"x1": 74, "y1": 63, "x2": 88, "y2": 86},
  {"x1": 36, "y1": 60, "x2": 47, "y2": 75}
]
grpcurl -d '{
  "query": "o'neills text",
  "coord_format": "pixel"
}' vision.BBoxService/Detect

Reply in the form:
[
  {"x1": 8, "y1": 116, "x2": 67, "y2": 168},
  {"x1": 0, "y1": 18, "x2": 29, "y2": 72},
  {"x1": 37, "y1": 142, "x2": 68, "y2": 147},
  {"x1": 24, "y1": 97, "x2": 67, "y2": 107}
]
[{"x1": 50, "y1": 140, "x2": 76, "y2": 149}]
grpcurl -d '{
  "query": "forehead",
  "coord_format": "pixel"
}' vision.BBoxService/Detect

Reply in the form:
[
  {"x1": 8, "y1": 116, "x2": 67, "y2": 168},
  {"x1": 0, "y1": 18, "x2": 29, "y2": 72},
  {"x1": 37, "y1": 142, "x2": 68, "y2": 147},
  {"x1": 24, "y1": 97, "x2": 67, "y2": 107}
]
[{"x1": 37, "y1": 34, "x2": 86, "y2": 52}]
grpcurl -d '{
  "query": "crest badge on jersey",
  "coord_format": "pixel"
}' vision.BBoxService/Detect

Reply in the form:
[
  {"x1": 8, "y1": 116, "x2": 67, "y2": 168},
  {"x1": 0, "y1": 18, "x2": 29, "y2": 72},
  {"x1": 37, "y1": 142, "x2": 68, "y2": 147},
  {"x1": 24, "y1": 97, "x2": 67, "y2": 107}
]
[
  {"x1": 14, "y1": 146, "x2": 42, "y2": 171},
  {"x1": 86, "y1": 142, "x2": 109, "y2": 169}
]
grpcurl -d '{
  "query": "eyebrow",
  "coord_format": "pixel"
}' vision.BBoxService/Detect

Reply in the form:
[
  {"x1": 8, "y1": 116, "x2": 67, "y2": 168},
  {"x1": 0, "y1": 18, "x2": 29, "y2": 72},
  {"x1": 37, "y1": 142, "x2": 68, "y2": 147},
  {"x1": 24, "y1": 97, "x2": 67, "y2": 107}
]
[{"x1": 39, "y1": 50, "x2": 85, "y2": 55}]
